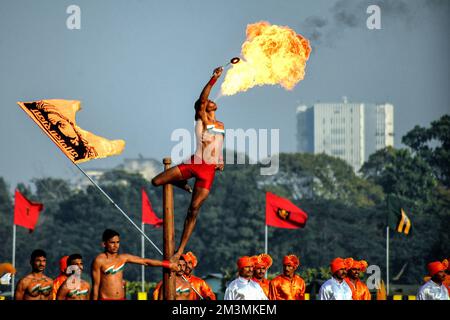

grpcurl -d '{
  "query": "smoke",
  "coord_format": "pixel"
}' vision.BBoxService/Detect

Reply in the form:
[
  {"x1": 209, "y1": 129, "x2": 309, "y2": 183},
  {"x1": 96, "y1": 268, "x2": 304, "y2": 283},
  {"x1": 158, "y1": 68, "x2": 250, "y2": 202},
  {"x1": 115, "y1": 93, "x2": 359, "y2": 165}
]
[{"x1": 300, "y1": 0, "x2": 447, "y2": 48}]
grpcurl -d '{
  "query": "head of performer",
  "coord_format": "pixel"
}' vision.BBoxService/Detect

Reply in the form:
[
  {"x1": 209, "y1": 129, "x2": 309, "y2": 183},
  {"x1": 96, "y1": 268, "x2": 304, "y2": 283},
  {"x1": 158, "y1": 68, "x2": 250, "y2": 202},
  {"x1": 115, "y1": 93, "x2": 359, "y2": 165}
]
[
  {"x1": 330, "y1": 257, "x2": 347, "y2": 281},
  {"x1": 428, "y1": 261, "x2": 447, "y2": 285},
  {"x1": 345, "y1": 258, "x2": 368, "y2": 280},
  {"x1": 30, "y1": 249, "x2": 47, "y2": 273},
  {"x1": 282, "y1": 254, "x2": 300, "y2": 279},
  {"x1": 177, "y1": 256, "x2": 187, "y2": 277},
  {"x1": 66, "y1": 253, "x2": 83, "y2": 274},
  {"x1": 252, "y1": 254, "x2": 273, "y2": 280},
  {"x1": 237, "y1": 256, "x2": 254, "y2": 280},
  {"x1": 182, "y1": 251, "x2": 198, "y2": 277},
  {"x1": 102, "y1": 229, "x2": 120, "y2": 254}
]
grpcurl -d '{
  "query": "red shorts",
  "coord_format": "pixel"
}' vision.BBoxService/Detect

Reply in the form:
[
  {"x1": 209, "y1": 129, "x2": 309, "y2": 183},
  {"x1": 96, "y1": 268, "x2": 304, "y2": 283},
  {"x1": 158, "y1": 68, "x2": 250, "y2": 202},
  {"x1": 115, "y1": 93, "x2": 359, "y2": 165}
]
[
  {"x1": 177, "y1": 155, "x2": 216, "y2": 190},
  {"x1": 99, "y1": 297, "x2": 126, "y2": 301}
]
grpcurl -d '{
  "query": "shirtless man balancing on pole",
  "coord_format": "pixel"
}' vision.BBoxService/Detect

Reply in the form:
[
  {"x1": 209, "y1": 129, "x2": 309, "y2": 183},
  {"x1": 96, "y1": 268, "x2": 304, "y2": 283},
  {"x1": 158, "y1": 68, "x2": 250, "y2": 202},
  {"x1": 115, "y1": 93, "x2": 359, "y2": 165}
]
[
  {"x1": 152, "y1": 66, "x2": 225, "y2": 261},
  {"x1": 14, "y1": 249, "x2": 53, "y2": 300},
  {"x1": 91, "y1": 229, "x2": 177, "y2": 300}
]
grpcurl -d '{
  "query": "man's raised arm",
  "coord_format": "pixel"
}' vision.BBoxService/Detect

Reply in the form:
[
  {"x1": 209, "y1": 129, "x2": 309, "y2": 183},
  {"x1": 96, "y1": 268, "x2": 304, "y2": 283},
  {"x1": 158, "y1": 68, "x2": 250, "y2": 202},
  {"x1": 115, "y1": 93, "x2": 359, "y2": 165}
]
[{"x1": 195, "y1": 67, "x2": 223, "y2": 121}]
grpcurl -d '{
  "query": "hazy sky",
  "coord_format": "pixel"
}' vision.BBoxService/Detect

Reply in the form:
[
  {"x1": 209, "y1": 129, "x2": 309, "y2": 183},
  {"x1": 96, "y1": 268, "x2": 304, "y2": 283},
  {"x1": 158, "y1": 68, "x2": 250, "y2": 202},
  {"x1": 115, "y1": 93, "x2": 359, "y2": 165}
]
[{"x1": 0, "y1": 0, "x2": 449, "y2": 189}]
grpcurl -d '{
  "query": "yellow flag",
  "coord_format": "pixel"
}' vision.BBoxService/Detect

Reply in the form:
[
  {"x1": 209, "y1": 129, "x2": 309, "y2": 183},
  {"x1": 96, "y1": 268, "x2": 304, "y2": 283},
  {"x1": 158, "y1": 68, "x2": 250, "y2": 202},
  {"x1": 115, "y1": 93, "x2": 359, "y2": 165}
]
[{"x1": 18, "y1": 99, "x2": 125, "y2": 163}]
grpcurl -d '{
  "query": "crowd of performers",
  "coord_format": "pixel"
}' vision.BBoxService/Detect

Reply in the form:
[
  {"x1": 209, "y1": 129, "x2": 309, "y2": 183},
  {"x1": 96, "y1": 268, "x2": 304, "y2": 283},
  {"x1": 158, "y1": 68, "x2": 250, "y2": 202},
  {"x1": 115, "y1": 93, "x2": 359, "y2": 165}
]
[{"x1": 0, "y1": 228, "x2": 448, "y2": 301}]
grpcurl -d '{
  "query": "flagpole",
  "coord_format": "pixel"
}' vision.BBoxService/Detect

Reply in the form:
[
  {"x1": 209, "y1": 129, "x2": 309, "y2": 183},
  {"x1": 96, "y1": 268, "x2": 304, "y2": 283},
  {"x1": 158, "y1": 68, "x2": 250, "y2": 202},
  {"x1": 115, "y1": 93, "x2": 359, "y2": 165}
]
[
  {"x1": 386, "y1": 226, "x2": 390, "y2": 296},
  {"x1": 141, "y1": 222, "x2": 145, "y2": 293},
  {"x1": 264, "y1": 224, "x2": 268, "y2": 254},
  {"x1": 11, "y1": 224, "x2": 16, "y2": 298},
  {"x1": 73, "y1": 163, "x2": 163, "y2": 256},
  {"x1": 264, "y1": 224, "x2": 268, "y2": 279}
]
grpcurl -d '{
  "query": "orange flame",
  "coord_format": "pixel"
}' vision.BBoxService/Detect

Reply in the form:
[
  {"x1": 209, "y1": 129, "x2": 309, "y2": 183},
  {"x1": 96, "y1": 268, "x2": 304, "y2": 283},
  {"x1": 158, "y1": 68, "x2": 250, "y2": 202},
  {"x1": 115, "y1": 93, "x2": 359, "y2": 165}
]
[{"x1": 221, "y1": 21, "x2": 311, "y2": 96}]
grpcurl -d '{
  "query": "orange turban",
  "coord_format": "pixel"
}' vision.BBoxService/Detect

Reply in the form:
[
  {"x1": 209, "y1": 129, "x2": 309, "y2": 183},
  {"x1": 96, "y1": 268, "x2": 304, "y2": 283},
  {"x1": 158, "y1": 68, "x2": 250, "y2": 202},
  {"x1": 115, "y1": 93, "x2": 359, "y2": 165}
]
[
  {"x1": 427, "y1": 261, "x2": 446, "y2": 277},
  {"x1": 330, "y1": 257, "x2": 346, "y2": 274},
  {"x1": 182, "y1": 251, "x2": 198, "y2": 268},
  {"x1": 0, "y1": 263, "x2": 16, "y2": 275},
  {"x1": 344, "y1": 258, "x2": 368, "y2": 273},
  {"x1": 251, "y1": 254, "x2": 273, "y2": 269},
  {"x1": 283, "y1": 254, "x2": 300, "y2": 268},
  {"x1": 237, "y1": 256, "x2": 253, "y2": 269},
  {"x1": 59, "y1": 256, "x2": 69, "y2": 274}
]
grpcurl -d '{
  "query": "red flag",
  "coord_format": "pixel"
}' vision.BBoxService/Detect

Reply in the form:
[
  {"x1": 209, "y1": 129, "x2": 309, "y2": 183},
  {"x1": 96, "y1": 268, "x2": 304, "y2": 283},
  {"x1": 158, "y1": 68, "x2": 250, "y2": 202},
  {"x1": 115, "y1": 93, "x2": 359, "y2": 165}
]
[
  {"x1": 14, "y1": 190, "x2": 44, "y2": 232},
  {"x1": 266, "y1": 192, "x2": 308, "y2": 229},
  {"x1": 141, "y1": 188, "x2": 162, "y2": 227}
]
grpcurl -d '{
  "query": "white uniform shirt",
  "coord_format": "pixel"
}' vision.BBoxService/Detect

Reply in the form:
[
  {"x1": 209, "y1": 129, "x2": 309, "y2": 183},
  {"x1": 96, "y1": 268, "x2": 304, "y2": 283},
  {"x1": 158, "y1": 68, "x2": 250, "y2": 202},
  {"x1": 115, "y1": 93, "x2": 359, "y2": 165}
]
[
  {"x1": 417, "y1": 280, "x2": 449, "y2": 300},
  {"x1": 224, "y1": 277, "x2": 269, "y2": 300},
  {"x1": 319, "y1": 277, "x2": 353, "y2": 300}
]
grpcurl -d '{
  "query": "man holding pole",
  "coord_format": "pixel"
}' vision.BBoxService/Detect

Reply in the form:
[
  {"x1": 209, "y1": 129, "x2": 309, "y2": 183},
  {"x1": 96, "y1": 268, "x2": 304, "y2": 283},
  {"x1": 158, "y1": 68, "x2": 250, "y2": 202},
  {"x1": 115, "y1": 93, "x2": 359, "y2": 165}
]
[
  {"x1": 14, "y1": 249, "x2": 53, "y2": 300},
  {"x1": 151, "y1": 66, "x2": 225, "y2": 262},
  {"x1": 91, "y1": 229, "x2": 177, "y2": 300}
]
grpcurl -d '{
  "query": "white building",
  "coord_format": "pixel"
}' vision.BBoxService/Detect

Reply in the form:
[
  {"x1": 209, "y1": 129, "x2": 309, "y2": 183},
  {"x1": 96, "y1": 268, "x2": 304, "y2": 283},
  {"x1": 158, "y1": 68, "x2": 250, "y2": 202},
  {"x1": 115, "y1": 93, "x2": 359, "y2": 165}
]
[{"x1": 296, "y1": 99, "x2": 394, "y2": 172}]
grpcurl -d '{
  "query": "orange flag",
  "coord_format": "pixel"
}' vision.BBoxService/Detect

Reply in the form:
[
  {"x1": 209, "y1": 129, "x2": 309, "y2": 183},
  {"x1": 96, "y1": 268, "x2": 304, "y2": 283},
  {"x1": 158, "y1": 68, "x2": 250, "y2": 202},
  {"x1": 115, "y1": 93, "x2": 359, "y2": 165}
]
[
  {"x1": 142, "y1": 189, "x2": 162, "y2": 227},
  {"x1": 17, "y1": 99, "x2": 125, "y2": 163}
]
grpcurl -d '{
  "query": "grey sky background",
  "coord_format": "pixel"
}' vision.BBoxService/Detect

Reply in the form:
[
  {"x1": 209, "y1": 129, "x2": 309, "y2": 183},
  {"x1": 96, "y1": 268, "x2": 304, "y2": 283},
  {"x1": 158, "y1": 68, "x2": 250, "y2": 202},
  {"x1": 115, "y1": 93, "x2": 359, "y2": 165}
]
[{"x1": 0, "y1": 0, "x2": 449, "y2": 189}]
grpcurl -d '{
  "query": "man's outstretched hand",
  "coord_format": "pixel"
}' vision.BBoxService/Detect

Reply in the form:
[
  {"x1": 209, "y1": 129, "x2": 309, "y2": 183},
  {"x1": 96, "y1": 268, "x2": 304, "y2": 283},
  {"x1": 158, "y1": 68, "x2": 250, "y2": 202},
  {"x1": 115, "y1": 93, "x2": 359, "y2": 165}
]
[{"x1": 213, "y1": 66, "x2": 223, "y2": 78}]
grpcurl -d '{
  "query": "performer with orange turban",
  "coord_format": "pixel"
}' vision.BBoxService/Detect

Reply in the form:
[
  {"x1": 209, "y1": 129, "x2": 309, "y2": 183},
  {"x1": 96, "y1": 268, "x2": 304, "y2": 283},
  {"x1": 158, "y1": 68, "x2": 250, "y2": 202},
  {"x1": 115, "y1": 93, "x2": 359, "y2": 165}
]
[
  {"x1": 319, "y1": 257, "x2": 352, "y2": 300},
  {"x1": 251, "y1": 254, "x2": 272, "y2": 298},
  {"x1": 344, "y1": 258, "x2": 371, "y2": 300},
  {"x1": 417, "y1": 261, "x2": 449, "y2": 300},
  {"x1": 268, "y1": 254, "x2": 305, "y2": 300},
  {"x1": 182, "y1": 251, "x2": 216, "y2": 300},
  {"x1": 224, "y1": 256, "x2": 268, "y2": 300},
  {"x1": 52, "y1": 255, "x2": 69, "y2": 300}
]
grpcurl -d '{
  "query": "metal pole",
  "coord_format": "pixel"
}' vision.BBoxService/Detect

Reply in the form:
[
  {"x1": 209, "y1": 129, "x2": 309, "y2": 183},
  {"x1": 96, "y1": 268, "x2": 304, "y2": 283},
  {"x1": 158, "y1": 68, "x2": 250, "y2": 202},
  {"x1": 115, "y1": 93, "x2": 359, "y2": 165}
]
[
  {"x1": 12, "y1": 224, "x2": 16, "y2": 298},
  {"x1": 73, "y1": 162, "x2": 163, "y2": 256},
  {"x1": 264, "y1": 224, "x2": 268, "y2": 254},
  {"x1": 162, "y1": 158, "x2": 176, "y2": 300},
  {"x1": 264, "y1": 224, "x2": 268, "y2": 279},
  {"x1": 141, "y1": 222, "x2": 145, "y2": 293},
  {"x1": 386, "y1": 226, "x2": 389, "y2": 296}
]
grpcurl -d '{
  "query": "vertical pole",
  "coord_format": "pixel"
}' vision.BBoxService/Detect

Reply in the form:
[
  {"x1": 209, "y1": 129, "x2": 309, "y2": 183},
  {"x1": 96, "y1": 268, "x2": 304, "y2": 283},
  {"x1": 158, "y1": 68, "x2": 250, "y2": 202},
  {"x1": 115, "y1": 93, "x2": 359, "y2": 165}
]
[
  {"x1": 264, "y1": 224, "x2": 268, "y2": 279},
  {"x1": 141, "y1": 222, "x2": 145, "y2": 293},
  {"x1": 12, "y1": 224, "x2": 16, "y2": 298},
  {"x1": 162, "y1": 157, "x2": 176, "y2": 300},
  {"x1": 386, "y1": 226, "x2": 389, "y2": 296}
]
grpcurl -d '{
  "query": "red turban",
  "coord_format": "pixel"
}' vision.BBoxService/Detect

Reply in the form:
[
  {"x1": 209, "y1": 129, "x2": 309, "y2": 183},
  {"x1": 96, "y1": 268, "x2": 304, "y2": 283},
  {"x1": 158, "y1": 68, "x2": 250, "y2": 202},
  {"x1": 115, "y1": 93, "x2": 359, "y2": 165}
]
[
  {"x1": 59, "y1": 256, "x2": 69, "y2": 274},
  {"x1": 330, "y1": 257, "x2": 346, "y2": 274},
  {"x1": 252, "y1": 254, "x2": 273, "y2": 269},
  {"x1": 427, "y1": 261, "x2": 446, "y2": 277},
  {"x1": 283, "y1": 254, "x2": 300, "y2": 268},
  {"x1": 237, "y1": 256, "x2": 253, "y2": 269},
  {"x1": 182, "y1": 251, "x2": 198, "y2": 268}
]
